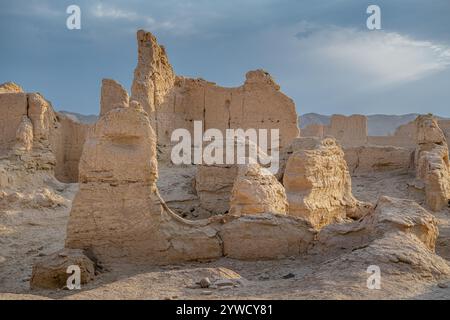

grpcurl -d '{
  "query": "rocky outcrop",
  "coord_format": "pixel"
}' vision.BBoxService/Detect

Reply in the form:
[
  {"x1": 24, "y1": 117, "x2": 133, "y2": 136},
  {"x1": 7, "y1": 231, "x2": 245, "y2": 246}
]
[
  {"x1": 414, "y1": 115, "x2": 450, "y2": 211},
  {"x1": 283, "y1": 137, "x2": 370, "y2": 229},
  {"x1": 100, "y1": 79, "x2": 129, "y2": 116},
  {"x1": 229, "y1": 164, "x2": 288, "y2": 216},
  {"x1": 303, "y1": 196, "x2": 450, "y2": 299},
  {"x1": 303, "y1": 232, "x2": 450, "y2": 299},
  {"x1": 30, "y1": 249, "x2": 95, "y2": 290},
  {"x1": 315, "y1": 196, "x2": 439, "y2": 254}
]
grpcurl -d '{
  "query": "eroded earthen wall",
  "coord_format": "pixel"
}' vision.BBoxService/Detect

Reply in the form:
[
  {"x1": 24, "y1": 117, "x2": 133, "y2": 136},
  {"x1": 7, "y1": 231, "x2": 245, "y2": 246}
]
[
  {"x1": 51, "y1": 114, "x2": 90, "y2": 183},
  {"x1": 131, "y1": 31, "x2": 300, "y2": 163},
  {"x1": 0, "y1": 83, "x2": 89, "y2": 183},
  {"x1": 0, "y1": 92, "x2": 28, "y2": 154},
  {"x1": 324, "y1": 115, "x2": 368, "y2": 147}
]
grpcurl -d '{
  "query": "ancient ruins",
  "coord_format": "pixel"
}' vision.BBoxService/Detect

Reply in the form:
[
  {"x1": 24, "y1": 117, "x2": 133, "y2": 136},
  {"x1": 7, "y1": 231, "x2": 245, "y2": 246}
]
[{"x1": 1, "y1": 29, "x2": 450, "y2": 300}]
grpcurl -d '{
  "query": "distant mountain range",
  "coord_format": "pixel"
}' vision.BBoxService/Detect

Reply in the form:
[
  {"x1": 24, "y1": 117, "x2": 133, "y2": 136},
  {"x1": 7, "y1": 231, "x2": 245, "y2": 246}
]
[
  {"x1": 59, "y1": 111, "x2": 98, "y2": 124},
  {"x1": 299, "y1": 113, "x2": 449, "y2": 136}
]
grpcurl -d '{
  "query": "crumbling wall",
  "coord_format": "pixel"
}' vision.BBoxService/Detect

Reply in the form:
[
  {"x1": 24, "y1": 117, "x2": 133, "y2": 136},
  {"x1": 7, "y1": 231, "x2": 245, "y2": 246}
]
[
  {"x1": 65, "y1": 98, "x2": 223, "y2": 264},
  {"x1": 438, "y1": 120, "x2": 450, "y2": 151},
  {"x1": 131, "y1": 30, "x2": 299, "y2": 163},
  {"x1": 229, "y1": 164, "x2": 288, "y2": 216},
  {"x1": 283, "y1": 137, "x2": 370, "y2": 229},
  {"x1": 51, "y1": 114, "x2": 90, "y2": 183},
  {"x1": 64, "y1": 90, "x2": 314, "y2": 265},
  {"x1": 131, "y1": 30, "x2": 176, "y2": 121},
  {"x1": 414, "y1": 115, "x2": 450, "y2": 211},
  {"x1": 345, "y1": 145, "x2": 413, "y2": 175},
  {"x1": 367, "y1": 121, "x2": 417, "y2": 148},
  {"x1": 158, "y1": 72, "x2": 298, "y2": 161},
  {"x1": 194, "y1": 137, "x2": 273, "y2": 216},
  {"x1": 300, "y1": 114, "x2": 418, "y2": 149},
  {"x1": 100, "y1": 79, "x2": 129, "y2": 116},
  {"x1": 0, "y1": 88, "x2": 28, "y2": 155},
  {"x1": 324, "y1": 115, "x2": 367, "y2": 147},
  {"x1": 0, "y1": 82, "x2": 89, "y2": 183},
  {"x1": 301, "y1": 124, "x2": 325, "y2": 138}
]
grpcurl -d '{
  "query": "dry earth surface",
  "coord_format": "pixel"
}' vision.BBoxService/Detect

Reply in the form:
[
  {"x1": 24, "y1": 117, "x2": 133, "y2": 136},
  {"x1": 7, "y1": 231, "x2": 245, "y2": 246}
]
[{"x1": 1, "y1": 167, "x2": 449, "y2": 300}]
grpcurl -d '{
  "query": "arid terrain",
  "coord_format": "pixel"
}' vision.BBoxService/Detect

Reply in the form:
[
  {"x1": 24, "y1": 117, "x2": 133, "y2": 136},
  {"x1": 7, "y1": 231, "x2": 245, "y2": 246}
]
[
  {"x1": 1, "y1": 167, "x2": 450, "y2": 300},
  {"x1": 1, "y1": 30, "x2": 450, "y2": 300}
]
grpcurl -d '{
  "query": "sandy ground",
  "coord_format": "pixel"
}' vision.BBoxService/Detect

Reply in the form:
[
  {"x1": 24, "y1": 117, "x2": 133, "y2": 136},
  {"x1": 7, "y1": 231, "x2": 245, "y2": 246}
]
[{"x1": 1, "y1": 169, "x2": 450, "y2": 300}]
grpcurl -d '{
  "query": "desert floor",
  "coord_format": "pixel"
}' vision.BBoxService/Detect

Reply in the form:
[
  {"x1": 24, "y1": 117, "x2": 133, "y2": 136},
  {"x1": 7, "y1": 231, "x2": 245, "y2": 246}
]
[{"x1": 1, "y1": 168, "x2": 450, "y2": 300}]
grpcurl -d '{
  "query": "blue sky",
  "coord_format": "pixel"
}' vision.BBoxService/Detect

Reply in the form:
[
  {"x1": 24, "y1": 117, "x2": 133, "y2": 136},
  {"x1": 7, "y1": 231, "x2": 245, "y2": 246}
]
[{"x1": 1, "y1": 0, "x2": 449, "y2": 116}]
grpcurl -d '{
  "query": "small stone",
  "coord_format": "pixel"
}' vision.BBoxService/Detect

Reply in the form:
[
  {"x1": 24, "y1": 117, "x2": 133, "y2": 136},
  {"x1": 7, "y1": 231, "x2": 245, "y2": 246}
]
[
  {"x1": 282, "y1": 273, "x2": 295, "y2": 279},
  {"x1": 199, "y1": 277, "x2": 211, "y2": 288},
  {"x1": 438, "y1": 283, "x2": 448, "y2": 289},
  {"x1": 201, "y1": 290, "x2": 212, "y2": 295}
]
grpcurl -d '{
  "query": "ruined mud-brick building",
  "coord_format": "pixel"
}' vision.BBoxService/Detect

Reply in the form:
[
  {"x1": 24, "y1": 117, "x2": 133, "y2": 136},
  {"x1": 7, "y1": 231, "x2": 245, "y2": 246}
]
[
  {"x1": 129, "y1": 30, "x2": 299, "y2": 162},
  {"x1": 1, "y1": 29, "x2": 299, "y2": 187},
  {"x1": 301, "y1": 113, "x2": 450, "y2": 179},
  {"x1": 0, "y1": 82, "x2": 90, "y2": 183}
]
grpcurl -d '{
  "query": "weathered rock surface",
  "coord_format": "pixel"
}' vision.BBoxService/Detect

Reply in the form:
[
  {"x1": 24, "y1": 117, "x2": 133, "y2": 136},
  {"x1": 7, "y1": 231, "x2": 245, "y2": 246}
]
[
  {"x1": 305, "y1": 196, "x2": 449, "y2": 298},
  {"x1": 100, "y1": 79, "x2": 129, "y2": 116},
  {"x1": 65, "y1": 96, "x2": 222, "y2": 265},
  {"x1": 303, "y1": 232, "x2": 450, "y2": 299},
  {"x1": 52, "y1": 113, "x2": 90, "y2": 183},
  {"x1": 13, "y1": 116, "x2": 34, "y2": 153},
  {"x1": 283, "y1": 137, "x2": 370, "y2": 229},
  {"x1": 229, "y1": 164, "x2": 288, "y2": 215},
  {"x1": 414, "y1": 115, "x2": 450, "y2": 211},
  {"x1": 0, "y1": 86, "x2": 89, "y2": 184},
  {"x1": 315, "y1": 196, "x2": 439, "y2": 254},
  {"x1": 194, "y1": 137, "x2": 273, "y2": 216},
  {"x1": 0, "y1": 91, "x2": 28, "y2": 153},
  {"x1": 0, "y1": 81, "x2": 23, "y2": 93},
  {"x1": 219, "y1": 213, "x2": 315, "y2": 260},
  {"x1": 30, "y1": 249, "x2": 95, "y2": 289},
  {"x1": 131, "y1": 30, "x2": 299, "y2": 163},
  {"x1": 195, "y1": 164, "x2": 238, "y2": 215},
  {"x1": 131, "y1": 30, "x2": 175, "y2": 118}
]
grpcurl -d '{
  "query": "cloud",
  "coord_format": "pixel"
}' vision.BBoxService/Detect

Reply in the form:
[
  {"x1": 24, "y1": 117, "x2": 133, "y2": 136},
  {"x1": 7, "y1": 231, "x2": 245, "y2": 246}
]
[
  {"x1": 294, "y1": 24, "x2": 450, "y2": 87},
  {"x1": 92, "y1": 4, "x2": 139, "y2": 20},
  {"x1": 89, "y1": 3, "x2": 195, "y2": 35}
]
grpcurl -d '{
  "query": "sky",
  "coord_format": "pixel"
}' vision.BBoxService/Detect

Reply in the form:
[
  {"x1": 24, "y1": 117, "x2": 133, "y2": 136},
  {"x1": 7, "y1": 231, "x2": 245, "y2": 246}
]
[{"x1": 1, "y1": 0, "x2": 450, "y2": 117}]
